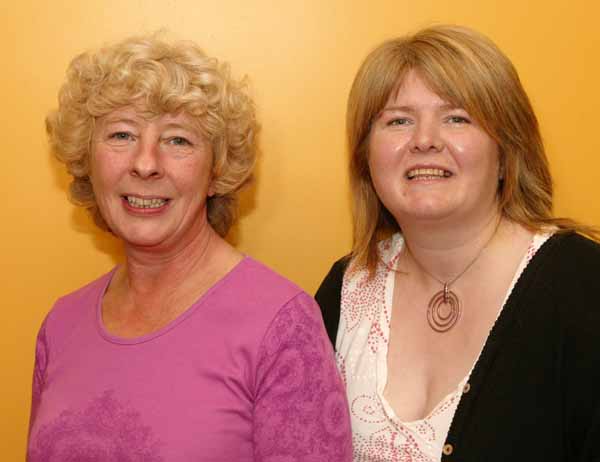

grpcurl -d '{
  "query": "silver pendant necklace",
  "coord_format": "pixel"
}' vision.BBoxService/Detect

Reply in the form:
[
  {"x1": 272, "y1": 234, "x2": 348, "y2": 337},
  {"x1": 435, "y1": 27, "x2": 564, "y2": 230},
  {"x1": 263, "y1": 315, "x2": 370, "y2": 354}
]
[{"x1": 405, "y1": 220, "x2": 501, "y2": 333}]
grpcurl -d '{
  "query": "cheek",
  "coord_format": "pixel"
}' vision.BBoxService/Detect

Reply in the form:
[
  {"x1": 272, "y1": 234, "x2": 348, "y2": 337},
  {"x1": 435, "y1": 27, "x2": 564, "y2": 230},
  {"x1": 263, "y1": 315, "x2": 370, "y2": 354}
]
[
  {"x1": 172, "y1": 164, "x2": 211, "y2": 198},
  {"x1": 447, "y1": 133, "x2": 483, "y2": 158},
  {"x1": 368, "y1": 139, "x2": 393, "y2": 174},
  {"x1": 90, "y1": 165, "x2": 113, "y2": 194},
  {"x1": 368, "y1": 160, "x2": 398, "y2": 206},
  {"x1": 454, "y1": 136, "x2": 499, "y2": 174},
  {"x1": 368, "y1": 145, "x2": 404, "y2": 195},
  {"x1": 477, "y1": 141, "x2": 501, "y2": 179},
  {"x1": 89, "y1": 154, "x2": 128, "y2": 197}
]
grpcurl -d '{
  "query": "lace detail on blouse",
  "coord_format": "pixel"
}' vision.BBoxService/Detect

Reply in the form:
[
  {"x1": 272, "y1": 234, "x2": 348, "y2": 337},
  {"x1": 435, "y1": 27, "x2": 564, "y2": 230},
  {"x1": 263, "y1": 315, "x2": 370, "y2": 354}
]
[{"x1": 337, "y1": 232, "x2": 551, "y2": 461}]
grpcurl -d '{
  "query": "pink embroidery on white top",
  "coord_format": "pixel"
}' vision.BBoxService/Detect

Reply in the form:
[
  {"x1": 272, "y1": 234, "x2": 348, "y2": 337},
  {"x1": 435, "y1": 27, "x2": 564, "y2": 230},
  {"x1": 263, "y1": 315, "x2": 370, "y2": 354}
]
[{"x1": 337, "y1": 232, "x2": 551, "y2": 461}]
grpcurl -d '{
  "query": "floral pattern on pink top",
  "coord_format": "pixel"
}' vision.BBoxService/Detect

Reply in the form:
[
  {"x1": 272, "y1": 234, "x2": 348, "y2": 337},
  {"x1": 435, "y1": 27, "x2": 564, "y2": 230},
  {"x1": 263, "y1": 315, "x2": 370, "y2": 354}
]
[
  {"x1": 29, "y1": 319, "x2": 48, "y2": 428},
  {"x1": 254, "y1": 293, "x2": 352, "y2": 461},
  {"x1": 27, "y1": 258, "x2": 352, "y2": 462},
  {"x1": 28, "y1": 389, "x2": 164, "y2": 462}
]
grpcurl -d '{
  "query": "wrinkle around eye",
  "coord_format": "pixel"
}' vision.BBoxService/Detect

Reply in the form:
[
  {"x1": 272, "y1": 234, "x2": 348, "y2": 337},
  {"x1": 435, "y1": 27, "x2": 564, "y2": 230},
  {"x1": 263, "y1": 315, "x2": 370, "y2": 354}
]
[
  {"x1": 167, "y1": 136, "x2": 193, "y2": 146},
  {"x1": 105, "y1": 131, "x2": 136, "y2": 146},
  {"x1": 379, "y1": 116, "x2": 413, "y2": 128}
]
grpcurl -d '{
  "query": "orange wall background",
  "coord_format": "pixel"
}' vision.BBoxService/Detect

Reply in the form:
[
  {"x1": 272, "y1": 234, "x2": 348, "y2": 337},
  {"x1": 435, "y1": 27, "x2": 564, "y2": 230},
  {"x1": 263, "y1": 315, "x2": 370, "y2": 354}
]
[{"x1": 2, "y1": 0, "x2": 599, "y2": 457}]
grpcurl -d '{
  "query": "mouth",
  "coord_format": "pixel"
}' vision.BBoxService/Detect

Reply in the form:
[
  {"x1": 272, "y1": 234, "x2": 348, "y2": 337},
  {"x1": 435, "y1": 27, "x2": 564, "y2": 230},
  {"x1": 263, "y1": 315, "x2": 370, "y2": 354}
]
[
  {"x1": 406, "y1": 168, "x2": 452, "y2": 180},
  {"x1": 123, "y1": 196, "x2": 170, "y2": 209}
]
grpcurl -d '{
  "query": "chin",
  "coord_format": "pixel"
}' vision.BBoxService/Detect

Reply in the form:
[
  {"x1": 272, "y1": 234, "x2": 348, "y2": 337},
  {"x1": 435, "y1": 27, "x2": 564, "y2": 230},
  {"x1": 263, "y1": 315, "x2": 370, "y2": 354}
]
[
  {"x1": 395, "y1": 201, "x2": 456, "y2": 222},
  {"x1": 127, "y1": 237, "x2": 169, "y2": 248},
  {"x1": 113, "y1": 226, "x2": 173, "y2": 249}
]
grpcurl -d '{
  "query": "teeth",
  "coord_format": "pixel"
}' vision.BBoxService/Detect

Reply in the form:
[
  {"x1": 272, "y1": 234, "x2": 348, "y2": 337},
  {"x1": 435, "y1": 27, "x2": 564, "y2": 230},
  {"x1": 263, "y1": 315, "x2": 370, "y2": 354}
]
[
  {"x1": 126, "y1": 196, "x2": 167, "y2": 209},
  {"x1": 407, "y1": 168, "x2": 451, "y2": 180}
]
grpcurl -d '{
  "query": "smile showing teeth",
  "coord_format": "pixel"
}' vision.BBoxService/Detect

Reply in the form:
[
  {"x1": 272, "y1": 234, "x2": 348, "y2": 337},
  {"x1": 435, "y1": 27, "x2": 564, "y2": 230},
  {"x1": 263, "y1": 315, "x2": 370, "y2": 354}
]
[
  {"x1": 126, "y1": 196, "x2": 168, "y2": 209},
  {"x1": 406, "y1": 168, "x2": 452, "y2": 180}
]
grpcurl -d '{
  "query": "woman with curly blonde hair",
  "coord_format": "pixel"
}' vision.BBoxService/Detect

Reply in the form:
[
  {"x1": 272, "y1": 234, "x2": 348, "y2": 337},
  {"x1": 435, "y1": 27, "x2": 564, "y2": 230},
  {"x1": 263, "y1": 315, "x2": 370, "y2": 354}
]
[{"x1": 28, "y1": 35, "x2": 351, "y2": 462}]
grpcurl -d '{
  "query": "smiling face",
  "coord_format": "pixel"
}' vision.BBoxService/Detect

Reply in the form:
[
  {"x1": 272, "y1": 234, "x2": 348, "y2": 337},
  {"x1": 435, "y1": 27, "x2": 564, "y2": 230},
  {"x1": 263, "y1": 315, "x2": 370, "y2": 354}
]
[
  {"x1": 368, "y1": 70, "x2": 501, "y2": 229},
  {"x1": 90, "y1": 107, "x2": 214, "y2": 251}
]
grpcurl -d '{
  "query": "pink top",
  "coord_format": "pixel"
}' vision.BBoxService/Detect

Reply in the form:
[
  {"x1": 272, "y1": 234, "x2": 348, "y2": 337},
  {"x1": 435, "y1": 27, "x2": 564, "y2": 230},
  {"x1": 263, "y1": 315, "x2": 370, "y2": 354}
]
[{"x1": 28, "y1": 257, "x2": 352, "y2": 461}]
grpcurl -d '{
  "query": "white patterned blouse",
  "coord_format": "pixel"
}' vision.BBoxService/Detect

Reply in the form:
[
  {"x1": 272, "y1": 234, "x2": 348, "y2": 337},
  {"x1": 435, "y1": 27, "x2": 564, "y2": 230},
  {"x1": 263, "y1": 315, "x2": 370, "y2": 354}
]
[{"x1": 336, "y1": 232, "x2": 551, "y2": 461}]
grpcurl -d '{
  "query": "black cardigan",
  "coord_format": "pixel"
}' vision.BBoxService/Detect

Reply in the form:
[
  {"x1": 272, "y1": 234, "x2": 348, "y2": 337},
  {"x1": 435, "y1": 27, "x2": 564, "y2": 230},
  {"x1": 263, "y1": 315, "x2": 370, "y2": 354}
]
[{"x1": 315, "y1": 233, "x2": 600, "y2": 461}]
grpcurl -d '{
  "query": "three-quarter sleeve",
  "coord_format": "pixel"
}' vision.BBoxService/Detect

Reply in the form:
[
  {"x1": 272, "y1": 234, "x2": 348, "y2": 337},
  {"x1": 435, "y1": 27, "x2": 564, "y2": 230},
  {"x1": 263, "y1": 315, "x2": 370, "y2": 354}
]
[
  {"x1": 29, "y1": 319, "x2": 49, "y2": 433},
  {"x1": 253, "y1": 292, "x2": 352, "y2": 461}
]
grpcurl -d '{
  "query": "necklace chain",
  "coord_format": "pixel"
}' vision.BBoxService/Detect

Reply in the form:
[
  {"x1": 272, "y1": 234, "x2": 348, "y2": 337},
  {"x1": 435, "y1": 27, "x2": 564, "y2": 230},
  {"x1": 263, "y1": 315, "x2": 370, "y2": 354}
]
[{"x1": 403, "y1": 219, "x2": 502, "y2": 332}]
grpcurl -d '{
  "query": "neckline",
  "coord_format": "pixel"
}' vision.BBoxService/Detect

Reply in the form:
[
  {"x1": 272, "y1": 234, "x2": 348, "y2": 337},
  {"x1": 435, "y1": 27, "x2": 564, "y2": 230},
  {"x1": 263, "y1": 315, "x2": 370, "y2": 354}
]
[
  {"x1": 376, "y1": 232, "x2": 551, "y2": 427},
  {"x1": 95, "y1": 256, "x2": 251, "y2": 345}
]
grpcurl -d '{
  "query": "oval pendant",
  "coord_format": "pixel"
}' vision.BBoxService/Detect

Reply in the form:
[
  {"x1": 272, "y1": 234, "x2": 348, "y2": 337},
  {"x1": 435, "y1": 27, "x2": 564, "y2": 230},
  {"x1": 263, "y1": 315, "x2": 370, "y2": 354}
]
[{"x1": 427, "y1": 288, "x2": 461, "y2": 333}]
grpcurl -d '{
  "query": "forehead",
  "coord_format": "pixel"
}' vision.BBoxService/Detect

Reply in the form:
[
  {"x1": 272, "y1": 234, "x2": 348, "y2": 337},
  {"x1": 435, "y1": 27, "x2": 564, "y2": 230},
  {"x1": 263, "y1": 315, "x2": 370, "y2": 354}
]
[
  {"x1": 97, "y1": 106, "x2": 199, "y2": 129},
  {"x1": 386, "y1": 70, "x2": 451, "y2": 108}
]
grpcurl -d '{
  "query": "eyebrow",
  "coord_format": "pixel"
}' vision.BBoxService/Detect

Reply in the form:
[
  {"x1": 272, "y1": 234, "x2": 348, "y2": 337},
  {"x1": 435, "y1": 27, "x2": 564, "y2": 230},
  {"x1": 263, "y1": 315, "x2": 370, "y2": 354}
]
[
  {"x1": 380, "y1": 105, "x2": 415, "y2": 114},
  {"x1": 102, "y1": 116, "x2": 141, "y2": 126},
  {"x1": 161, "y1": 121, "x2": 198, "y2": 132},
  {"x1": 100, "y1": 118, "x2": 198, "y2": 135}
]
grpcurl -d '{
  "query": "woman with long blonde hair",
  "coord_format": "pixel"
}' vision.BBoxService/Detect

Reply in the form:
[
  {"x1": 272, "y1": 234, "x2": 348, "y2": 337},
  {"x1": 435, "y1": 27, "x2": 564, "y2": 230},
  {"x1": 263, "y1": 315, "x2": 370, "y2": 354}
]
[{"x1": 317, "y1": 25, "x2": 600, "y2": 461}]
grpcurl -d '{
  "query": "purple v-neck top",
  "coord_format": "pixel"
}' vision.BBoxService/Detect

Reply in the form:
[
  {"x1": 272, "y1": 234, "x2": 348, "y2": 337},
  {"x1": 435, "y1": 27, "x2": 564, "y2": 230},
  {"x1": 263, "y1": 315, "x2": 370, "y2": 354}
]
[{"x1": 28, "y1": 257, "x2": 352, "y2": 461}]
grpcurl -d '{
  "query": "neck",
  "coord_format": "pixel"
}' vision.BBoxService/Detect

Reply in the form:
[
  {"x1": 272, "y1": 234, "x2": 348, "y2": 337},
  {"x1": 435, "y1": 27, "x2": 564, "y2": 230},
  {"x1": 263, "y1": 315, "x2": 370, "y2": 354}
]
[
  {"x1": 399, "y1": 208, "x2": 503, "y2": 283},
  {"x1": 101, "y1": 216, "x2": 243, "y2": 338},
  {"x1": 117, "y1": 217, "x2": 226, "y2": 301}
]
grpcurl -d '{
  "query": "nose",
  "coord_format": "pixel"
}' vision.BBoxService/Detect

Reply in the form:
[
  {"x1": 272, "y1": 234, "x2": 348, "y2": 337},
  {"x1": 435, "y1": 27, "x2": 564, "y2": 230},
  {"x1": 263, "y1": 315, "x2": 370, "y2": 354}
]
[
  {"x1": 409, "y1": 120, "x2": 444, "y2": 153},
  {"x1": 130, "y1": 139, "x2": 163, "y2": 179}
]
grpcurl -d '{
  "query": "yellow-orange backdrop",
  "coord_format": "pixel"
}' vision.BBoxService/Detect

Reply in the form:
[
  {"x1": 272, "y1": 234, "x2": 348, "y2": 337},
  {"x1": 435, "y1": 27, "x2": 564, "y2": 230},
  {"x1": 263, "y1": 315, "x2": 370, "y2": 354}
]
[{"x1": 2, "y1": 0, "x2": 599, "y2": 457}]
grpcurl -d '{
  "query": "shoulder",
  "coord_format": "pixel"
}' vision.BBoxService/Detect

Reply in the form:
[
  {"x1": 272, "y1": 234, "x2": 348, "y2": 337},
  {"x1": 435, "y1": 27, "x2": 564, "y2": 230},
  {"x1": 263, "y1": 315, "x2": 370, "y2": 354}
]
[
  {"x1": 209, "y1": 256, "x2": 318, "y2": 341},
  {"x1": 525, "y1": 233, "x2": 600, "y2": 336},
  {"x1": 51, "y1": 269, "x2": 115, "y2": 316},
  {"x1": 315, "y1": 256, "x2": 351, "y2": 347},
  {"x1": 221, "y1": 257, "x2": 305, "y2": 309},
  {"x1": 259, "y1": 290, "x2": 329, "y2": 357},
  {"x1": 315, "y1": 256, "x2": 350, "y2": 304},
  {"x1": 314, "y1": 235, "x2": 402, "y2": 346},
  {"x1": 48, "y1": 270, "x2": 114, "y2": 322},
  {"x1": 534, "y1": 232, "x2": 600, "y2": 290},
  {"x1": 543, "y1": 231, "x2": 600, "y2": 259},
  {"x1": 38, "y1": 269, "x2": 115, "y2": 355}
]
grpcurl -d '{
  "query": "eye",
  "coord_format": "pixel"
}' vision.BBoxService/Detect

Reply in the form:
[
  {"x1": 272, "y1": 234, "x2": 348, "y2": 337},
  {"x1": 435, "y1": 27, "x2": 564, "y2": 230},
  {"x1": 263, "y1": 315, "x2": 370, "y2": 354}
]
[
  {"x1": 109, "y1": 131, "x2": 133, "y2": 141},
  {"x1": 167, "y1": 136, "x2": 192, "y2": 146},
  {"x1": 106, "y1": 131, "x2": 135, "y2": 146},
  {"x1": 387, "y1": 117, "x2": 412, "y2": 127},
  {"x1": 446, "y1": 115, "x2": 471, "y2": 124}
]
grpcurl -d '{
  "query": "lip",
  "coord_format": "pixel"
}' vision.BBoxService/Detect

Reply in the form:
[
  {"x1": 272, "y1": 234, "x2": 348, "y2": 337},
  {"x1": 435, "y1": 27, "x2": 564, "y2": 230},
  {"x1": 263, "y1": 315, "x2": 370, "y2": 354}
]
[
  {"x1": 121, "y1": 194, "x2": 171, "y2": 215},
  {"x1": 405, "y1": 164, "x2": 453, "y2": 180}
]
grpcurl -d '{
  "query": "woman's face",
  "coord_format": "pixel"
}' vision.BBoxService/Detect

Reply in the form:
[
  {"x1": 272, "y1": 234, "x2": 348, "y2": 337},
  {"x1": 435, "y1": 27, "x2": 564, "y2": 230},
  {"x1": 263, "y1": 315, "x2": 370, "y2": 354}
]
[
  {"x1": 368, "y1": 70, "x2": 501, "y2": 229},
  {"x1": 90, "y1": 107, "x2": 214, "y2": 250}
]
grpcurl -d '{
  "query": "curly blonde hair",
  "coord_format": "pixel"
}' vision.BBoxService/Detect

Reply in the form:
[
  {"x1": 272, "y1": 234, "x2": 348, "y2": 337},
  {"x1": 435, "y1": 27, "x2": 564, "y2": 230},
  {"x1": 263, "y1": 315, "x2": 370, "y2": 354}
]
[
  {"x1": 47, "y1": 34, "x2": 257, "y2": 237},
  {"x1": 348, "y1": 25, "x2": 597, "y2": 274}
]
